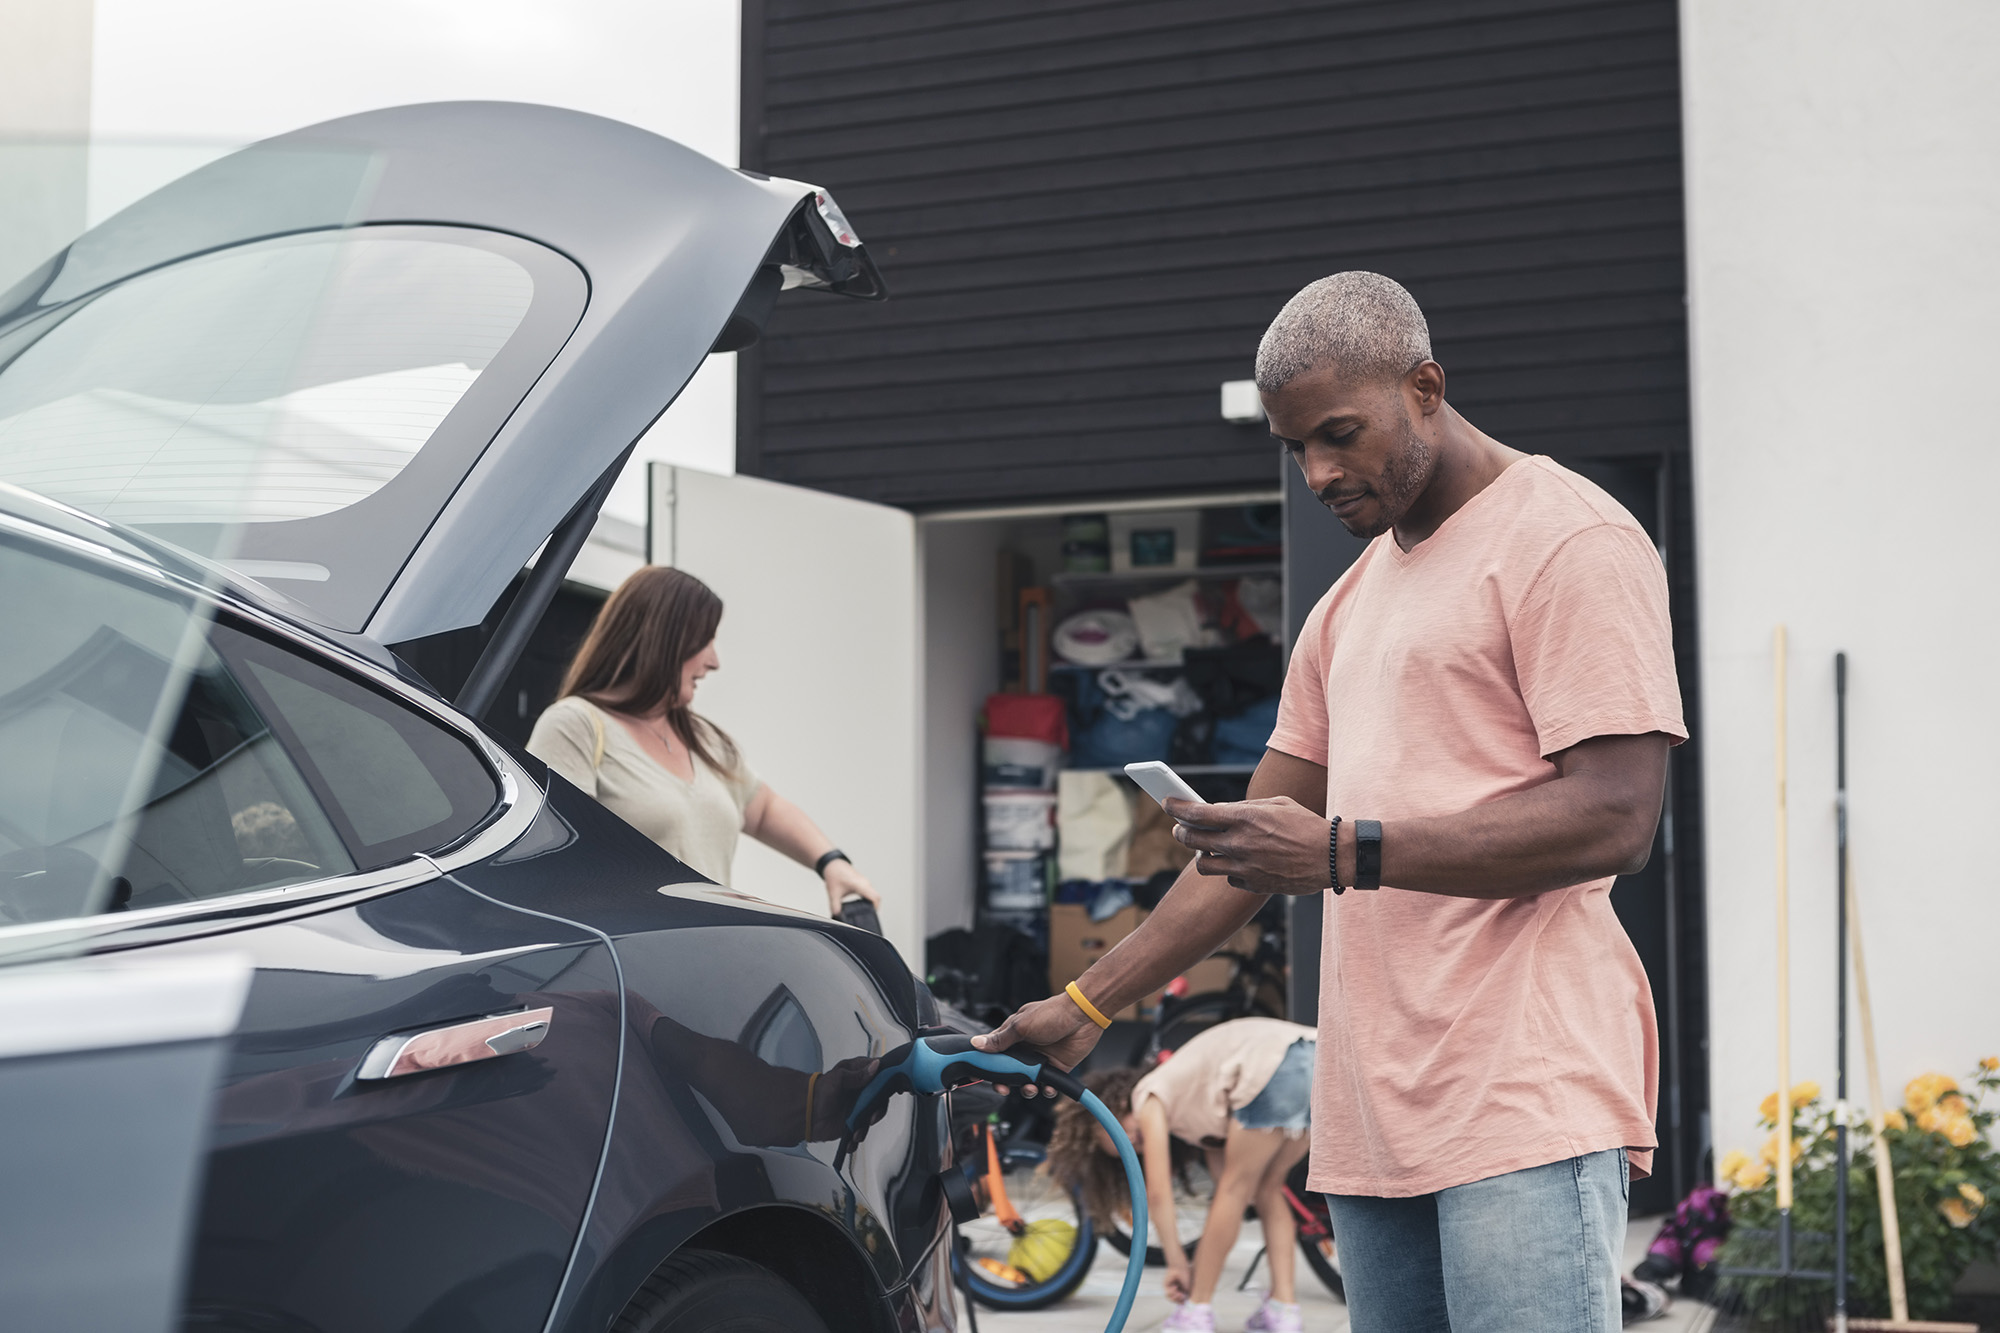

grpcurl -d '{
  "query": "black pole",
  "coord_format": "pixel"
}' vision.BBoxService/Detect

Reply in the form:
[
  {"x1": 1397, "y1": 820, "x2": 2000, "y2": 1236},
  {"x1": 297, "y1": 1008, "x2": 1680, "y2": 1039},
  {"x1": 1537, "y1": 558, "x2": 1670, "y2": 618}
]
[
  {"x1": 457, "y1": 455, "x2": 627, "y2": 721},
  {"x1": 1834, "y1": 651, "x2": 1850, "y2": 1328}
]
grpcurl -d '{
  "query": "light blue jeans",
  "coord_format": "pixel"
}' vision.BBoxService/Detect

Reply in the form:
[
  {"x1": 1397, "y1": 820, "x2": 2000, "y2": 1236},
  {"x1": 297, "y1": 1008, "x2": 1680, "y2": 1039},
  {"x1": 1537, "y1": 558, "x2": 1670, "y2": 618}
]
[{"x1": 1325, "y1": 1148, "x2": 1628, "y2": 1333}]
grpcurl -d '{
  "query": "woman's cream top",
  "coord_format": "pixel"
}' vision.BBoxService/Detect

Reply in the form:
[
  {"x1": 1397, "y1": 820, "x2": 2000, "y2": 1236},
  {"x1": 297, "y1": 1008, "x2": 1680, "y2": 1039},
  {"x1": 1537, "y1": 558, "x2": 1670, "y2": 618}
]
[
  {"x1": 1131, "y1": 1017, "x2": 1316, "y2": 1148},
  {"x1": 527, "y1": 696, "x2": 760, "y2": 885}
]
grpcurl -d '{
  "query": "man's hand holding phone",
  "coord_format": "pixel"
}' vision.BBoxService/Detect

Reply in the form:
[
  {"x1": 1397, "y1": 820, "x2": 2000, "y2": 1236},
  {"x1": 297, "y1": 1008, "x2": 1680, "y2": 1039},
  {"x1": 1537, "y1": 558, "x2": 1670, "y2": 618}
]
[{"x1": 1128, "y1": 761, "x2": 1335, "y2": 896}]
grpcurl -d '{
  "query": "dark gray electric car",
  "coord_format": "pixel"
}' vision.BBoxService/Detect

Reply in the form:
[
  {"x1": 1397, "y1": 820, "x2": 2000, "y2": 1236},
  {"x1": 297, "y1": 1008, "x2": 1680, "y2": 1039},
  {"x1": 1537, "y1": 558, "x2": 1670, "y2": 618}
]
[{"x1": 0, "y1": 103, "x2": 957, "y2": 1333}]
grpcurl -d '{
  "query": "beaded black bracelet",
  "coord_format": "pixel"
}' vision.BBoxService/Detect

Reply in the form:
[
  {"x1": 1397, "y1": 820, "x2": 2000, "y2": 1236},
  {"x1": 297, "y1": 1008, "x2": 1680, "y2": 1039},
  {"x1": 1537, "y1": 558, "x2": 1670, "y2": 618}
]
[{"x1": 1327, "y1": 815, "x2": 1344, "y2": 894}]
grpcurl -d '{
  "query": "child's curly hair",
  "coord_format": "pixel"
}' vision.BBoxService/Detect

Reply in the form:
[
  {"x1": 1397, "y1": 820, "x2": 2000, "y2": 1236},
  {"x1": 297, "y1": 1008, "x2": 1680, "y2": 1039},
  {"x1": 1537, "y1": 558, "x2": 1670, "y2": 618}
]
[{"x1": 1044, "y1": 1064, "x2": 1149, "y2": 1228}]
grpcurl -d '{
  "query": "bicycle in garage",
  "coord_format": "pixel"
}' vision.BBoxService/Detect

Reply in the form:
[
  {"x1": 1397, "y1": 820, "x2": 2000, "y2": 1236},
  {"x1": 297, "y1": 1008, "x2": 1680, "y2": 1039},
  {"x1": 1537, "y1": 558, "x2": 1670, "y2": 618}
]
[{"x1": 948, "y1": 1088, "x2": 1100, "y2": 1313}]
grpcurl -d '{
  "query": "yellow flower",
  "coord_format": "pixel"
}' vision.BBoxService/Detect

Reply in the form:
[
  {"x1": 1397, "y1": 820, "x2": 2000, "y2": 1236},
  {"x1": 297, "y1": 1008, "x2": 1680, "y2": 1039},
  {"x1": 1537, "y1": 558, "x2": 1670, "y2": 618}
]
[
  {"x1": 1733, "y1": 1159, "x2": 1772, "y2": 1190},
  {"x1": 1760, "y1": 1133, "x2": 1805, "y2": 1166},
  {"x1": 1940, "y1": 1094, "x2": 1969, "y2": 1117},
  {"x1": 1718, "y1": 1150, "x2": 1750, "y2": 1181},
  {"x1": 1792, "y1": 1080, "x2": 1821, "y2": 1107},
  {"x1": 1917, "y1": 1105, "x2": 1948, "y2": 1135},
  {"x1": 1944, "y1": 1116, "x2": 1977, "y2": 1149},
  {"x1": 1760, "y1": 1090, "x2": 1781, "y2": 1124},
  {"x1": 1940, "y1": 1197, "x2": 1977, "y2": 1228},
  {"x1": 1980, "y1": 1056, "x2": 1998, "y2": 1073},
  {"x1": 1960, "y1": 1182, "x2": 1986, "y2": 1210},
  {"x1": 1883, "y1": 1109, "x2": 1908, "y2": 1131},
  {"x1": 1906, "y1": 1072, "x2": 1958, "y2": 1116}
]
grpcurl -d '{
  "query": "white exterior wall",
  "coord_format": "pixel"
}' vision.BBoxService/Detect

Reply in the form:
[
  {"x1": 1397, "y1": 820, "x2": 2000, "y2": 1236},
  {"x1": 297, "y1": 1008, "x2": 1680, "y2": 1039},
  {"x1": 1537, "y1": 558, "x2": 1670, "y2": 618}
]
[
  {"x1": 1681, "y1": 0, "x2": 2000, "y2": 1167},
  {"x1": 80, "y1": 0, "x2": 742, "y2": 565}
]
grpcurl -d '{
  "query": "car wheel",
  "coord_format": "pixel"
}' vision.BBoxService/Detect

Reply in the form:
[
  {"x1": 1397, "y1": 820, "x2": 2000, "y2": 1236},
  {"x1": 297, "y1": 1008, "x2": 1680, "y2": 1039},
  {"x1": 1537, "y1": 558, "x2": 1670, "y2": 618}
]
[{"x1": 612, "y1": 1249, "x2": 830, "y2": 1333}]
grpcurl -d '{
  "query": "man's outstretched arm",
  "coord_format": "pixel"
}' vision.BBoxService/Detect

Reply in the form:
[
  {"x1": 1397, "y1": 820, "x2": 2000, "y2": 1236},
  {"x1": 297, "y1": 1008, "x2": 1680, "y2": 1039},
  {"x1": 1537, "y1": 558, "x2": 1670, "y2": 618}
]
[{"x1": 973, "y1": 748, "x2": 1327, "y2": 1075}]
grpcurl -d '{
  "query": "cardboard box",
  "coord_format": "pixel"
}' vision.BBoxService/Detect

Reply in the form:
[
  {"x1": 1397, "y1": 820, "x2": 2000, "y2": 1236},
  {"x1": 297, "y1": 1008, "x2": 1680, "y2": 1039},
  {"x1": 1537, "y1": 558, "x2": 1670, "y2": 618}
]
[
  {"x1": 1048, "y1": 905, "x2": 1272, "y2": 1022},
  {"x1": 1048, "y1": 903, "x2": 1156, "y2": 1020}
]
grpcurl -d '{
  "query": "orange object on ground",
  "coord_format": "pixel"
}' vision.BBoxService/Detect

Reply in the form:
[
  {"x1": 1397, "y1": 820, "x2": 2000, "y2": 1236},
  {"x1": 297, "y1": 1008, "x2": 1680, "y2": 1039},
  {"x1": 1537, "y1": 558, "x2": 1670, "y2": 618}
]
[{"x1": 984, "y1": 1125, "x2": 1024, "y2": 1233}]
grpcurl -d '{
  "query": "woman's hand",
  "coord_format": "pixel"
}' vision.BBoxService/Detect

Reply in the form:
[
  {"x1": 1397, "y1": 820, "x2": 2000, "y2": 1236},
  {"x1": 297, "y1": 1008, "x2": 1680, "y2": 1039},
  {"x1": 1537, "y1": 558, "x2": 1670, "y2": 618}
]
[
  {"x1": 824, "y1": 858, "x2": 880, "y2": 917},
  {"x1": 1164, "y1": 1254, "x2": 1193, "y2": 1303}
]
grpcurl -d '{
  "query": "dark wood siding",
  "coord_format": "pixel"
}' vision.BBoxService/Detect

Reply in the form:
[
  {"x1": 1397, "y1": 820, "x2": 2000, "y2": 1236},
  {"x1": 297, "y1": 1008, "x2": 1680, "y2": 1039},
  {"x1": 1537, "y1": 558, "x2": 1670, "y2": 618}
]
[{"x1": 742, "y1": 0, "x2": 1690, "y2": 510}]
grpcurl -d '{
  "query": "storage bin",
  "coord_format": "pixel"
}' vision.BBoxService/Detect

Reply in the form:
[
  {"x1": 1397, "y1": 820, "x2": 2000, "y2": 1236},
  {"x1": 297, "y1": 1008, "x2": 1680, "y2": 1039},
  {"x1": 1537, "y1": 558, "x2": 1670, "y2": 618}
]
[
  {"x1": 1109, "y1": 509, "x2": 1200, "y2": 573},
  {"x1": 982, "y1": 791, "x2": 1057, "y2": 850},
  {"x1": 983, "y1": 851, "x2": 1052, "y2": 911},
  {"x1": 982, "y1": 736, "x2": 1062, "y2": 790}
]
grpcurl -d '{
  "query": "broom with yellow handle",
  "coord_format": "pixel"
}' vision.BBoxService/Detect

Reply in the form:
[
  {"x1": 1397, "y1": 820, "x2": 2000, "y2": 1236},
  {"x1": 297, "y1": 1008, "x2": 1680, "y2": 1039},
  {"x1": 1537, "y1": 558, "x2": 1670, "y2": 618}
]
[{"x1": 1719, "y1": 630, "x2": 1836, "y2": 1304}]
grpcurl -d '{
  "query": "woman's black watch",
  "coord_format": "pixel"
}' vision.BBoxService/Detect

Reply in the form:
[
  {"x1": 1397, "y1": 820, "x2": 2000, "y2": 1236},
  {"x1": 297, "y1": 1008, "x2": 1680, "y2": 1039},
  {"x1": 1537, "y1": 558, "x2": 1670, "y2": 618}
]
[{"x1": 814, "y1": 848, "x2": 851, "y2": 878}]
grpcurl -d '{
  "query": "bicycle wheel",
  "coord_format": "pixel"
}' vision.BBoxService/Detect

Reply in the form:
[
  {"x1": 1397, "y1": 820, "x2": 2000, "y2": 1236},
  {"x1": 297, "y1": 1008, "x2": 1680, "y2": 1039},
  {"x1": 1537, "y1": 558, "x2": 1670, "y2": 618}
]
[
  {"x1": 953, "y1": 1156, "x2": 1099, "y2": 1311},
  {"x1": 1104, "y1": 1157, "x2": 1213, "y2": 1266},
  {"x1": 1285, "y1": 1159, "x2": 1344, "y2": 1301}
]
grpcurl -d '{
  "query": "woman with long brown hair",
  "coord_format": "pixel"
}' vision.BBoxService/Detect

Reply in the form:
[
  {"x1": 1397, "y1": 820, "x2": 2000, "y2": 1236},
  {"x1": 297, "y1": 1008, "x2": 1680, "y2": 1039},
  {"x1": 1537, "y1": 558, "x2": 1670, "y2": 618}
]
[{"x1": 527, "y1": 565, "x2": 881, "y2": 915}]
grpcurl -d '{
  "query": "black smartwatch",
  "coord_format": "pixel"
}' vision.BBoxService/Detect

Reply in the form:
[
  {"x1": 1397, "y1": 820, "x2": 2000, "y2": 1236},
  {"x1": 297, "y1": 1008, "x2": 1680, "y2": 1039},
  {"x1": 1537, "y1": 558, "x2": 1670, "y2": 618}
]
[
  {"x1": 814, "y1": 848, "x2": 851, "y2": 878},
  {"x1": 1353, "y1": 820, "x2": 1383, "y2": 891}
]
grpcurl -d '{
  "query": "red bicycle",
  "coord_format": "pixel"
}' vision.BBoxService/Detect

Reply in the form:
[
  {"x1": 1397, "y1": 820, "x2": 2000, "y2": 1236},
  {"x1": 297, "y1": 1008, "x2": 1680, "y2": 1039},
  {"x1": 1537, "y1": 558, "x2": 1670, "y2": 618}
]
[{"x1": 1279, "y1": 1158, "x2": 1344, "y2": 1300}]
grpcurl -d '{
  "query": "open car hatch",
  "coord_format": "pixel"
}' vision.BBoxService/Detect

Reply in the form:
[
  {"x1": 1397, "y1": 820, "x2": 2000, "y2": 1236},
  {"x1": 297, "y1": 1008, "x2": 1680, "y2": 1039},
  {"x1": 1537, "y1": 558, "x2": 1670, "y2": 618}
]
[{"x1": 0, "y1": 101, "x2": 883, "y2": 645}]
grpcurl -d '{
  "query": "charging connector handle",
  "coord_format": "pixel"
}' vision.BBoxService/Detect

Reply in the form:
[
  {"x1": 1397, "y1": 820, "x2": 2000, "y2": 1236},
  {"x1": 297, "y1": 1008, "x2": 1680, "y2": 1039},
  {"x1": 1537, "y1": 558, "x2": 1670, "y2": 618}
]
[
  {"x1": 846, "y1": 1033, "x2": 1082, "y2": 1126},
  {"x1": 845, "y1": 1035, "x2": 1146, "y2": 1333}
]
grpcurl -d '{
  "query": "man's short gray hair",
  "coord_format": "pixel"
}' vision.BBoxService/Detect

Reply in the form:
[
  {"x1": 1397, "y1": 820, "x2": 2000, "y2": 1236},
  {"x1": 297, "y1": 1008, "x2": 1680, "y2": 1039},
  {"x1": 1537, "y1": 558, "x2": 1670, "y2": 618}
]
[{"x1": 1254, "y1": 272, "x2": 1433, "y2": 392}]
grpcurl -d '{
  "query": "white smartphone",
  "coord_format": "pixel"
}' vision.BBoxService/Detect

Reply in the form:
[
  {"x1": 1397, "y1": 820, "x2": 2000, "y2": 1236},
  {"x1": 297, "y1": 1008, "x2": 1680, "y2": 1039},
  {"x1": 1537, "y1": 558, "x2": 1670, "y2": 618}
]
[{"x1": 1122, "y1": 760, "x2": 1203, "y2": 810}]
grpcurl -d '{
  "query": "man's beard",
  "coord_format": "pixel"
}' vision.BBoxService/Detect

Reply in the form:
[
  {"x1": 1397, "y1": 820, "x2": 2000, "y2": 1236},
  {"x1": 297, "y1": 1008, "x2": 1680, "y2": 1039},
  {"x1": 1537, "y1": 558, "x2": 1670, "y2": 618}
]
[{"x1": 1325, "y1": 421, "x2": 1433, "y2": 539}]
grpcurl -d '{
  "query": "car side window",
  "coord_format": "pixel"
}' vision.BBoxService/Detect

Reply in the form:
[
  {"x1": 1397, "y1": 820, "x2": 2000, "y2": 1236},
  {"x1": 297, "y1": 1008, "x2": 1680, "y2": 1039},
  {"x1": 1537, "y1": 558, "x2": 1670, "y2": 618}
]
[
  {"x1": 213, "y1": 624, "x2": 500, "y2": 870},
  {"x1": 0, "y1": 539, "x2": 355, "y2": 923}
]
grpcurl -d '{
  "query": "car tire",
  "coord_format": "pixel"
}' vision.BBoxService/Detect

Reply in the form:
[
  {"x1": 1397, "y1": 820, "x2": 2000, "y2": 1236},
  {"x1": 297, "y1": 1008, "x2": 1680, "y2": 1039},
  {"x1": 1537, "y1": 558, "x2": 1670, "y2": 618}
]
[{"x1": 612, "y1": 1249, "x2": 830, "y2": 1333}]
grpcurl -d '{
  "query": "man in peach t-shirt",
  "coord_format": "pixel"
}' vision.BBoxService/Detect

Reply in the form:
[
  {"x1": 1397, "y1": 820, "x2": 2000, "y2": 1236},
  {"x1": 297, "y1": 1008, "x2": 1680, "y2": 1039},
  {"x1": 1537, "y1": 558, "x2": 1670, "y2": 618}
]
[{"x1": 981, "y1": 272, "x2": 1685, "y2": 1332}]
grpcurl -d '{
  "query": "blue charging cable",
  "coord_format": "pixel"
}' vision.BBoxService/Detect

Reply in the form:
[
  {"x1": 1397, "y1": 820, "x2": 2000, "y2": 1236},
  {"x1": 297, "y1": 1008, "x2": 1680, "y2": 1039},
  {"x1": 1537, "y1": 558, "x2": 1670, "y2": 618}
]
[{"x1": 847, "y1": 1034, "x2": 1147, "y2": 1333}]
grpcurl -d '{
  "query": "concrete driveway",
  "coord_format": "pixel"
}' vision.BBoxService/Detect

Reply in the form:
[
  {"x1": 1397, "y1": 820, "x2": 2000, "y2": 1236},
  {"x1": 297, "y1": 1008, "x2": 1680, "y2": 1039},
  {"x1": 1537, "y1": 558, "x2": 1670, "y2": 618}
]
[{"x1": 957, "y1": 1216, "x2": 1716, "y2": 1332}]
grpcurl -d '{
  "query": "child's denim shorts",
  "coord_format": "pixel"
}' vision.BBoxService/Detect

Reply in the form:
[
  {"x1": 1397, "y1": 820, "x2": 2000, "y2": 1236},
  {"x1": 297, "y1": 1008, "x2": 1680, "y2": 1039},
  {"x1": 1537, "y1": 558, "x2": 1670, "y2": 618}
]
[{"x1": 1233, "y1": 1037, "x2": 1315, "y2": 1133}]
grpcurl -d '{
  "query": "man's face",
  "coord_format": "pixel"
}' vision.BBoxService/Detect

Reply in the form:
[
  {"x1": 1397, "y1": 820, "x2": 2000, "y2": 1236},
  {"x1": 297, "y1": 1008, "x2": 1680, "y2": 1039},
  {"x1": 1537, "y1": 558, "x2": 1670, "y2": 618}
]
[{"x1": 1262, "y1": 361, "x2": 1437, "y2": 539}]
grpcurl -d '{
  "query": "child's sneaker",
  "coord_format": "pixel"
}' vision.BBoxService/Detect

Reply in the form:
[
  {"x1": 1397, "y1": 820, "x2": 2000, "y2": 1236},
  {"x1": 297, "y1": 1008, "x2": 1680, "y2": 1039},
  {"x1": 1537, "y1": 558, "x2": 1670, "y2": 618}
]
[
  {"x1": 1244, "y1": 1296, "x2": 1304, "y2": 1332},
  {"x1": 1162, "y1": 1302, "x2": 1216, "y2": 1331}
]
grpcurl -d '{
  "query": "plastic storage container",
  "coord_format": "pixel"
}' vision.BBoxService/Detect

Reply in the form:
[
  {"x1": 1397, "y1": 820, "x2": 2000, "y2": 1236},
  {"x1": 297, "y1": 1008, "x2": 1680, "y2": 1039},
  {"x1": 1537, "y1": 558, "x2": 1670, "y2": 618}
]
[
  {"x1": 982, "y1": 792, "x2": 1058, "y2": 850},
  {"x1": 983, "y1": 851, "x2": 1052, "y2": 911},
  {"x1": 982, "y1": 736, "x2": 1063, "y2": 790}
]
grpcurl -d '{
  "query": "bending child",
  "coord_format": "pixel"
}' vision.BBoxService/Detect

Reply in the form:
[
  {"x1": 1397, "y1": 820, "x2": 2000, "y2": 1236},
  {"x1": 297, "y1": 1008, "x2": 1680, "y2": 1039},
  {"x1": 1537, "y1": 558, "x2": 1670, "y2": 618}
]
[{"x1": 1047, "y1": 1017, "x2": 1318, "y2": 1332}]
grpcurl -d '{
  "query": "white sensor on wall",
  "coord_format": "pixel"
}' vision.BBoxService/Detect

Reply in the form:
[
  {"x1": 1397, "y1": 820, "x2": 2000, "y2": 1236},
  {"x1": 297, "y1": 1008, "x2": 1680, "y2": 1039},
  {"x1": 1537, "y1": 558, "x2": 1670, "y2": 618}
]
[{"x1": 1220, "y1": 379, "x2": 1263, "y2": 423}]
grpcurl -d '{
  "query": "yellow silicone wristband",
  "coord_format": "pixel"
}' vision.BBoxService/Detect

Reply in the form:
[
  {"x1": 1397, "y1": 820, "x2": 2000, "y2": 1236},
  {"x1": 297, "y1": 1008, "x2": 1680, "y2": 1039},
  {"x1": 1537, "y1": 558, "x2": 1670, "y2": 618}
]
[{"x1": 1065, "y1": 981, "x2": 1113, "y2": 1030}]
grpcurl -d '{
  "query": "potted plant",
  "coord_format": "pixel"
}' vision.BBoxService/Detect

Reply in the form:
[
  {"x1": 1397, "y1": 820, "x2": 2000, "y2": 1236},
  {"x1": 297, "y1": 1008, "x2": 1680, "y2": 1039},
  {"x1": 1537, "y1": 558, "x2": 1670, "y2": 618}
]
[{"x1": 1714, "y1": 1058, "x2": 2000, "y2": 1323}]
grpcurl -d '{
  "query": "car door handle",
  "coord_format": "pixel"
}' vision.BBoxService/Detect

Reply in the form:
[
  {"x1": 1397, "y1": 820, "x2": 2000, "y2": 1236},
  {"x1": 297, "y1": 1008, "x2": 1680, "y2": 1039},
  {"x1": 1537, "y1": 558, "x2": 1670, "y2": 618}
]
[{"x1": 356, "y1": 1007, "x2": 554, "y2": 1080}]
